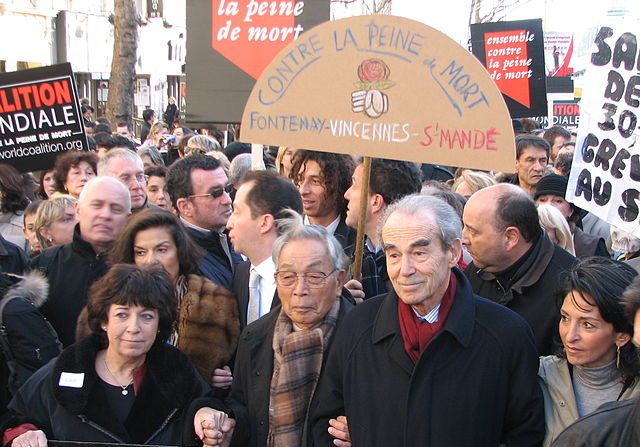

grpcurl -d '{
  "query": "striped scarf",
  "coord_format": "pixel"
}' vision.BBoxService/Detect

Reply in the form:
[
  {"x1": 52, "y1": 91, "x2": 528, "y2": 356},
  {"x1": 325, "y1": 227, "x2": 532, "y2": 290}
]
[{"x1": 267, "y1": 299, "x2": 340, "y2": 447}]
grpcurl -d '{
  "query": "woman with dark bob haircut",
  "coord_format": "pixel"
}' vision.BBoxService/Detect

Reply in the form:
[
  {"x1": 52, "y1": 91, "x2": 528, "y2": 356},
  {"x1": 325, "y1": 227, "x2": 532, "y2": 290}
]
[
  {"x1": 538, "y1": 257, "x2": 640, "y2": 446},
  {"x1": 53, "y1": 150, "x2": 98, "y2": 198},
  {"x1": 3, "y1": 264, "x2": 234, "y2": 447},
  {"x1": 109, "y1": 208, "x2": 240, "y2": 386}
]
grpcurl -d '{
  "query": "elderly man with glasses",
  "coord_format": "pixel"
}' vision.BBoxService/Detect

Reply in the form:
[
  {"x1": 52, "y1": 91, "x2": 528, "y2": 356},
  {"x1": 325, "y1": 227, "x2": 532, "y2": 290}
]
[
  {"x1": 97, "y1": 148, "x2": 155, "y2": 214},
  {"x1": 166, "y1": 154, "x2": 241, "y2": 290},
  {"x1": 202, "y1": 211, "x2": 354, "y2": 447}
]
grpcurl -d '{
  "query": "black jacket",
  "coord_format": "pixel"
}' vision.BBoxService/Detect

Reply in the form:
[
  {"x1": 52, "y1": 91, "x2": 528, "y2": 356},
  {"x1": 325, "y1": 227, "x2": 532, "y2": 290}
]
[
  {"x1": 0, "y1": 234, "x2": 28, "y2": 275},
  {"x1": 465, "y1": 234, "x2": 577, "y2": 355},
  {"x1": 185, "y1": 226, "x2": 242, "y2": 290},
  {"x1": 4, "y1": 335, "x2": 212, "y2": 445},
  {"x1": 223, "y1": 296, "x2": 353, "y2": 447},
  {"x1": 551, "y1": 398, "x2": 640, "y2": 447},
  {"x1": 309, "y1": 268, "x2": 544, "y2": 447},
  {"x1": 29, "y1": 225, "x2": 110, "y2": 347}
]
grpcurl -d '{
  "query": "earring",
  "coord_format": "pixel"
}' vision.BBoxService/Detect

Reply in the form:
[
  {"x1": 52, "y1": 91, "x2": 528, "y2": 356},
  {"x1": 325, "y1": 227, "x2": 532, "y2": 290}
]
[
  {"x1": 617, "y1": 345, "x2": 621, "y2": 369},
  {"x1": 101, "y1": 326, "x2": 106, "y2": 331}
]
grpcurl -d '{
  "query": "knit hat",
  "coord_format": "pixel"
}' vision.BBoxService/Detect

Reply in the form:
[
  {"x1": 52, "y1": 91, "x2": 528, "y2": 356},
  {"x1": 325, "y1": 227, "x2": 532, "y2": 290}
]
[{"x1": 534, "y1": 174, "x2": 568, "y2": 200}]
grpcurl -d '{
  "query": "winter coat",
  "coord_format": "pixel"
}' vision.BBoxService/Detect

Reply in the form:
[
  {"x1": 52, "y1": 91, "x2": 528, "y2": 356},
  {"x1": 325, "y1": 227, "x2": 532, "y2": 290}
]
[
  {"x1": 0, "y1": 212, "x2": 27, "y2": 253},
  {"x1": 309, "y1": 268, "x2": 544, "y2": 447},
  {"x1": 75, "y1": 273, "x2": 241, "y2": 382},
  {"x1": 550, "y1": 398, "x2": 640, "y2": 447},
  {"x1": 0, "y1": 272, "x2": 61, "y2": 411},
  {"x1": 29, "y1": 225, "x2": 109, "y2": 347},
  {"x1": 222, "y1": 296, "x2": 353, "y2": 447},
  {"x1": 0, "y1": 234, "x2": 28, "y2": 275},
  {"x1": 3, "y1": 334, "x2": 213, "y2": 446},
  {"x1": 538, "y1": 356, "x2": 640, "y2": 446},
  {"x1": 465, "y1": 234, "x2": 577, "y2": 355},
  {"x1": 177, "y1": 274, "x2": 241, "y2": 380}
]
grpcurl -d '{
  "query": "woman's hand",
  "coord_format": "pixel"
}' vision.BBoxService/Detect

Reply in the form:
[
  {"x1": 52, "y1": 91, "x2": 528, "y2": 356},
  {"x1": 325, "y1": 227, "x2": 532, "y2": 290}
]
[
  {"x1": 194, "y1": 407, "x2": 235, "y2": 447},
  {"x1": 211, "y1": 365, "x2": 233, "y2": 389},
  {"x1": 11, "y1": 430, "x2": 48, "y2": 447},
  {"x1": 328, "y1": 416, "x2": 351, "y2": 446}
]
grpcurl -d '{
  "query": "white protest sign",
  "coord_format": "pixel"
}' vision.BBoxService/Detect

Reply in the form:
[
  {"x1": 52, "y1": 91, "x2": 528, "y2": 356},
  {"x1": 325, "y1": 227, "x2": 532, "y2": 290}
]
[{"x1": 567, "y1": 27, "x2": 640, "y2": 237}]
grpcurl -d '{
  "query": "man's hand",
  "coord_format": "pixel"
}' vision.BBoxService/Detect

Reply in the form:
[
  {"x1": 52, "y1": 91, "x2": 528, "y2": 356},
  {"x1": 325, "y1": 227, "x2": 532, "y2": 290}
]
[
  {"x1": 328, "y1": 416, "x2": 351, "y2": 446},
  {"x1": 11, "y1": 430, "x2": 48, "y2": 447},
  {"x1": 344, "y1": 279, "x2": 364, "y2": 304},
  {"x1": 212, "y1": 365, "x2": 233, "y2": 389},
  {"x1": 194, "y1": 407, "x2": 235, "y2": 447}
]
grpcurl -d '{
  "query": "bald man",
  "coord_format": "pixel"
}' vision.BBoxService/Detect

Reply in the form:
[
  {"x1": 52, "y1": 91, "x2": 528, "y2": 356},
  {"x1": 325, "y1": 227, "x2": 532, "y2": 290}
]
[
  {"x1": 30, "y1": 177, "x2": 131, "y2": 346},
  {"x1": 462, "y1": 184, "x2": 576, "y2": 355}
]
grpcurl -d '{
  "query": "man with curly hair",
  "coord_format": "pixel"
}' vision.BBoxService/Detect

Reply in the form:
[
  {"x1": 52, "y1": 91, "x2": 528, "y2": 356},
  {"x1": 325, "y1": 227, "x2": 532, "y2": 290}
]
[{"x1": 289, "y1": 150, "x2": 356, "y2": 257}]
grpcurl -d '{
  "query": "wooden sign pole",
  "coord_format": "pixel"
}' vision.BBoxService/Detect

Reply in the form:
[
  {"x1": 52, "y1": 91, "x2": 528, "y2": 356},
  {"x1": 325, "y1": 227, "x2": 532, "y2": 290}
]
[{"x1": 352, "y1": 156, "x2": 371, "y2": 282}]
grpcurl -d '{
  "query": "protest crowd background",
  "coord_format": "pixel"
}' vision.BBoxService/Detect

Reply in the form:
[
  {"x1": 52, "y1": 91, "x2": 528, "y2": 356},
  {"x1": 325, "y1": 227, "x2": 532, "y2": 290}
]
[{"x1": 1, "y1": 2, "x2": 640, "y2": 447}]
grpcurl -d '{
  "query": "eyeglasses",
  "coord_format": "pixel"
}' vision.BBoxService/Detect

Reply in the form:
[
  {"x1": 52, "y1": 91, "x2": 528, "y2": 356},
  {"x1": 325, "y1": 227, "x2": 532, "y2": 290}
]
[
  {"x1": 119, "y1": 173, "x2": 148, "y2": 185},
  {"x1": 274, "y1": 269, "x2": 337, "y2": 288},
  {"x1": 188, "y1": 184, "x2": 234, "y2": 200}
]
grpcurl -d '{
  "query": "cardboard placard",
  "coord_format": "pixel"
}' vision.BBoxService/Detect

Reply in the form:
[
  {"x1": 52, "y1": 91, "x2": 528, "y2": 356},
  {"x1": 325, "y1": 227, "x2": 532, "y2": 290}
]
[
  {"x1": 470, "y1": 19, "x2": 547, "y2": 118},
  {"x1": 241, "y1": 15, "x2": 515, "y2": 172},
  {"x1": 0, "y1": 63, "x2": 88, "y2": 173},
  {"x1": 566, "y1": 27, "x2": 640, "y2": 237},
  {"x1": 186, "y1": 0, "x2": 329, "y2": 125}
]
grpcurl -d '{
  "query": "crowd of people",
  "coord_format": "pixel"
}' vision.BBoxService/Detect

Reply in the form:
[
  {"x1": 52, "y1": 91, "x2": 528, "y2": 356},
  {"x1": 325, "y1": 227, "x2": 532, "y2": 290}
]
[{"x1": 1, "y1": 111, "x2": 640, "y2": 447}]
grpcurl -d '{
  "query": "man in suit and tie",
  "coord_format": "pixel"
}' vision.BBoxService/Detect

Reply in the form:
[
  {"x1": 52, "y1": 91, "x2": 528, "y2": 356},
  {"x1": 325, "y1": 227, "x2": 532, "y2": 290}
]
[{"x1": 226, "y1": 170, "x2": 303, "y2": 328}]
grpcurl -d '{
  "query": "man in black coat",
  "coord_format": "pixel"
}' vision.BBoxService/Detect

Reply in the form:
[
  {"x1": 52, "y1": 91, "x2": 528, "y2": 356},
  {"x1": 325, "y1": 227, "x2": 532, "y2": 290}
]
[
  {"x1": 463, "y1": 183, "x2": 577, "y2": 356},
  {"x1": 208, "y1": 213, "x2": 354, "y2": 446},
  {"x1": 30, "y1": 177, "x2": 131, "y2": 346},
  {"x1": 309, "y1": 194, "x2": 544, "y2": 446},
  {"x1": 167, "y1": 155, "x2": 241, "y2": 290}
]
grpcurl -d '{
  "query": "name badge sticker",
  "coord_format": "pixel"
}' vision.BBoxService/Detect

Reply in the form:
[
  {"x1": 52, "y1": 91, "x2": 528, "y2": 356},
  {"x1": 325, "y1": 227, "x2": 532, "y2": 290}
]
[{"x1": 59, "y1": 372, "x2": 85, "y2": 388}]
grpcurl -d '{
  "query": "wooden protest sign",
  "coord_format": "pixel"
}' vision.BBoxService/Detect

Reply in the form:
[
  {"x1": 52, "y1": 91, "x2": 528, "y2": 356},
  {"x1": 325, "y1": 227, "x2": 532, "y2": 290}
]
[
  {"x1": 241, "y1": 15, "x2": 516, "y2": 172},
  {"x1": 566, "y1": 27, "x2": 640, "y2": 237},
  {"x1": 0, "y1": 63, "x2": 88, "y2": 173}
]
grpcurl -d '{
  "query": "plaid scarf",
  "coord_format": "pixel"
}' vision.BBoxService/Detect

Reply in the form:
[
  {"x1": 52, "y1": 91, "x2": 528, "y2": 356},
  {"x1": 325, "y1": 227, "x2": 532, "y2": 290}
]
[{"x1": 267, "y1": 299, "x2": 340, "y2": 447}]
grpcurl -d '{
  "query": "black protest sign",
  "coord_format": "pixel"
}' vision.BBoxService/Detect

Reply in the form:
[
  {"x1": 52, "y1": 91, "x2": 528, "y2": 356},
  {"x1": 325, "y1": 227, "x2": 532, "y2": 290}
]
[
  {"x1": 470, "y1": 19, "x2": 547, "y2": 118},
  {"x1": 0, "y1": 63, "x2": 88, "y2": 173},
  {"x1": 567, "y1": 27, "x2": 640, "y2": 236}
]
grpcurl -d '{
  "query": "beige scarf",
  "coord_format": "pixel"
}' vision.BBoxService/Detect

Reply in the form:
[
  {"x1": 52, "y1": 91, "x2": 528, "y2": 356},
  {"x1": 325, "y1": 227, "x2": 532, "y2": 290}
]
[{"x1": 267, "y1": 299, "x2": 340, "y2": 447}]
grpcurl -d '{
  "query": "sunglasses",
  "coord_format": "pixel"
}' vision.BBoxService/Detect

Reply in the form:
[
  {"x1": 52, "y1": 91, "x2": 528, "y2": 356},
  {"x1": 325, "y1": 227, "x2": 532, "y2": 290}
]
[{"x1": 188, "y1": 183, "x2": 234, "y2": 200}]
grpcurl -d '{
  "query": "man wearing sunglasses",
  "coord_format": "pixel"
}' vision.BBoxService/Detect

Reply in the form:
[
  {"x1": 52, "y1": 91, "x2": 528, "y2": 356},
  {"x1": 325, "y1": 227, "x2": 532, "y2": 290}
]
[{"x1": 167, "y1": 155, "x2": 241, "y2": 290}]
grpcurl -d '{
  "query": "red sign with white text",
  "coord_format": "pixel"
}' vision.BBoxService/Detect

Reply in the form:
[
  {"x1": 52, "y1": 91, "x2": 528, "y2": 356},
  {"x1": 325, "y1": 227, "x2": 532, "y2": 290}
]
[
  {"x1": 211, "y1": 0, "x2": 302, "y2": 79},
  {"x1": 484, "y1": 30, "x2": 531, "y2": 108}
]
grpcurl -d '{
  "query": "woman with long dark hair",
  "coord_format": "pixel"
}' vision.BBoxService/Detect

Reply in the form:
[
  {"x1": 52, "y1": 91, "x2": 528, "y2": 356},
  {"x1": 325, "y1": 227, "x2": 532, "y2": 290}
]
[
  {"x1": 109, "y1": 209, "x2": 240, "y2": 384},
  {"x1": 0, "y1": 164, "x2": 31, "y2": 251},
  {"x1": 538, "y1": 257, "x2": 640, "y2": 445}
]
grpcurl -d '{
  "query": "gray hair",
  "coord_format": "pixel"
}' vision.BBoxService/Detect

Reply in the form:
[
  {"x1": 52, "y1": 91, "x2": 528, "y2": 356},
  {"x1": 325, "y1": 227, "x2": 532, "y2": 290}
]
[
  {"x1": 228, "y1": 153, "x2": 252, "y2": 185},
  {"x1": 272, "y1": 210, "x2": 348, "y2": 270},
  {"x1": 138, "y1": 146, "x2": 165, "y2": 166},
  {"x1": 97, "y1": 148, "x2": 143, "y2": 176},
  {"x1": 379, "y1": 194, "x2": 462, "y2": 250}
]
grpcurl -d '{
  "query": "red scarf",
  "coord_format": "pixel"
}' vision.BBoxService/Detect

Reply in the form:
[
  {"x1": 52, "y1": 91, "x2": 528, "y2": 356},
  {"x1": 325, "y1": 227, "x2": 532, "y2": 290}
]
[{"x1": 397, "y1": 272, "x2": 457, "y2": 364}]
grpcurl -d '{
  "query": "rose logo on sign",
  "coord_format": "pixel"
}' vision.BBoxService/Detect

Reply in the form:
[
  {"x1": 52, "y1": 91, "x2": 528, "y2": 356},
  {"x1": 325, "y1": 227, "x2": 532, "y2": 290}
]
[{"x1": 351, "y1": 59, "x2": 394, "y2": 118}]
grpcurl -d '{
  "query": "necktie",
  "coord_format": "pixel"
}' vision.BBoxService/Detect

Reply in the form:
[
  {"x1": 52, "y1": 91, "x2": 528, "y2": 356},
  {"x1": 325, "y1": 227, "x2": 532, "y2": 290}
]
[
  {"x1": 219, "y1": 233, "x2": 234, "y2": 271},
  {"x1": 247, "y1": 267, "x2": 261, "y2": 324}
]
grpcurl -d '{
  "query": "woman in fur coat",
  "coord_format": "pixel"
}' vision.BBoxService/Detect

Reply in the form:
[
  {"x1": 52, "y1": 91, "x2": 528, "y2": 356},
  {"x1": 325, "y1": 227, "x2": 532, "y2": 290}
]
[{"x1": 108, "y1": 209, "x2": 240, "y2": 386}]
